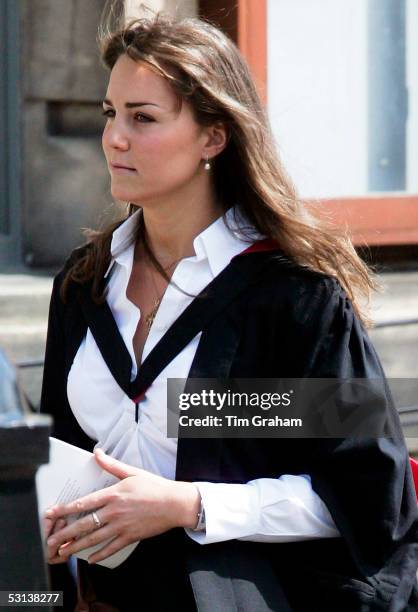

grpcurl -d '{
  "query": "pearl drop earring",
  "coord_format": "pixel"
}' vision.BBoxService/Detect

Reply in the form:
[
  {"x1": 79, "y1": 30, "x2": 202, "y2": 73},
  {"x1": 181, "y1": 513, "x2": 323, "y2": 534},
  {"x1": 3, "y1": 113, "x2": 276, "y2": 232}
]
[{"x1": 204, "y1": 155, "x2": 211, "y2": 171}]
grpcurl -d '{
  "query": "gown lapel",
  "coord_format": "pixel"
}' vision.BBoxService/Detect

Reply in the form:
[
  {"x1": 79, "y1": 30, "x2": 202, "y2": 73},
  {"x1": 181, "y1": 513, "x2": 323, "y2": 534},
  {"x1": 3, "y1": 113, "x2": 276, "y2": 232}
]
[
  {"x1": 77, "y1": 282, "x2": 133, "y2": 395},
  {"x1": 78, "y1": 247, "x2": 283, "y2": 398},
  {"x1": 128, "y1": 248, "x2": 280, "y2": 401},
  {"x1": 175, "y1": 311, "x2": 244, "y2": 482},
  {"x1": 77, "y1": 243, "x2": 286, "y2": 480}
]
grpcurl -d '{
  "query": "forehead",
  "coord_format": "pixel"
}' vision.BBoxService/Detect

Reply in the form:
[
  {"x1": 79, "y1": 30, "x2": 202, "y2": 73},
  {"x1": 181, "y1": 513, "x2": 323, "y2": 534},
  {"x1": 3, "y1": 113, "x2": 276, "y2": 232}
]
[{"x1": 106, "y1": 54, "x2": 177, "y2": 107}]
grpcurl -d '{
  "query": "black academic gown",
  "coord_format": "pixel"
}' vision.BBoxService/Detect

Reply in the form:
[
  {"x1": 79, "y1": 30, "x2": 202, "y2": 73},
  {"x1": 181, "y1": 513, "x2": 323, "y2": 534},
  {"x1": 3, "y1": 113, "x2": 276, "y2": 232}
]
[{"x1": 40, "y1": 244, "x2": 418, "y2": 612}]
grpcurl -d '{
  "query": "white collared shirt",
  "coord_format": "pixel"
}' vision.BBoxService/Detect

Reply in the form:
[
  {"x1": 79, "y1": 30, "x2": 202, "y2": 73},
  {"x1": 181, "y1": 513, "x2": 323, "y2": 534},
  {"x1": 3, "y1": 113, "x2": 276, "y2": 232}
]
[{"x1": 67, "y1": 206, "x2": 340, "y2": 544}]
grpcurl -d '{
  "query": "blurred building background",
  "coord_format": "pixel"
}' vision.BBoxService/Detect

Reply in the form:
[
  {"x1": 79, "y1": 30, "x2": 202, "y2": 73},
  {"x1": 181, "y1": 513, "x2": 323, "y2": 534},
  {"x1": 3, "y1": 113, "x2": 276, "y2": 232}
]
[{"x1": 0, "y1": 0, "x2": 417, "y2": 448}]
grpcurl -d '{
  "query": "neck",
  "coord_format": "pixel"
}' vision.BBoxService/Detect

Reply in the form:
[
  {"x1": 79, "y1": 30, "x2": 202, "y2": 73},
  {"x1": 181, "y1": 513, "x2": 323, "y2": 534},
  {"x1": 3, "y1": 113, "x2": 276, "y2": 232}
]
[{"x1": 136, "y1": 182, "x2": 224, "y2": 265}]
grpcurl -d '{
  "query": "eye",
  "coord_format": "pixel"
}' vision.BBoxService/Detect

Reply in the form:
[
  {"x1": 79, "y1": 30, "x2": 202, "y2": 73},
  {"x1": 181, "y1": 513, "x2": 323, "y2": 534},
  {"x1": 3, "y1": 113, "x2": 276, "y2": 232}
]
[
  {"x1": 134, "y1": 113, "x2": 154, "y2": 123},
  {"x1": 102, "y1": 109, "x2": 115, "y2": 118},
  {"x1": 101, "y1": 109, "x2": 154, "y2": 123}
]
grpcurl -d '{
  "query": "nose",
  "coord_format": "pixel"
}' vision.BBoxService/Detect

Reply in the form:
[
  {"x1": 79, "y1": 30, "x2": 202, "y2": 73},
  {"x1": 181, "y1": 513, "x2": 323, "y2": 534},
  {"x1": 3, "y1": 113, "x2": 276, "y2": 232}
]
[{"x1": 104, "y1": 121, "x2": 130, "y2": 151}]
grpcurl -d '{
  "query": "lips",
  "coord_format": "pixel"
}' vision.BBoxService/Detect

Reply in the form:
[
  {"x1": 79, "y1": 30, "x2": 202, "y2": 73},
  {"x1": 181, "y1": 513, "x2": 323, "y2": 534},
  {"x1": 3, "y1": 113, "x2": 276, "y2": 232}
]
[{"x1": 110, "y1": 162, "x2": 136, "y2": 171}]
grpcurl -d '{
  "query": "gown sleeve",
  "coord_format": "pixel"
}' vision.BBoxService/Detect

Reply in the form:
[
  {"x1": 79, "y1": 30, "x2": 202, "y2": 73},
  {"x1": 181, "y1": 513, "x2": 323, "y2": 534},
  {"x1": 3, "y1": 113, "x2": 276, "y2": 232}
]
[
  {"x1": 39, "y1": 264, "x2": 94, "y2": 451},
  {"x1": 296, "y1": 275, "x2": 417, "y2": 589},
  {"x1": 39, "y1": 273, "x2": 68, "y2": 438}
]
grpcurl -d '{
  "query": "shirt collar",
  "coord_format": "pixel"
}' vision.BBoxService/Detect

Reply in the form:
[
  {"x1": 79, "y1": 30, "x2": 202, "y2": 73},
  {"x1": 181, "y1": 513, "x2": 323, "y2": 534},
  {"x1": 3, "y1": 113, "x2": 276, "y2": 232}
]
[
  {"x1": 104, "y1": 208, "x2": 142, "y2": 277},
  {"x1": 104, "y1": 205, "x2": 264, "y2": 279},
  {"x1": 192, "y1": 206, "x2": 264, "y2": 277}
]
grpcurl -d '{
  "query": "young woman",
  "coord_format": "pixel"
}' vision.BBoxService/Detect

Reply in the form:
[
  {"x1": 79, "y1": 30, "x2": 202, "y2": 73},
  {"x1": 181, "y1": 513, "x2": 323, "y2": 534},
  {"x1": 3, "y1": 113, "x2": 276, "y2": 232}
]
[{"x1": 40, "y1": 11, "x2": 417, "y2": 612}]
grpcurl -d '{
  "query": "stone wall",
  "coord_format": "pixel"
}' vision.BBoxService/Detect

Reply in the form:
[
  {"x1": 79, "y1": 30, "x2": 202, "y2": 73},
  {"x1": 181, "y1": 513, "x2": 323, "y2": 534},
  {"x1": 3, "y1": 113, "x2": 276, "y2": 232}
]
[
  {"x1": 21, "y1": 0, "x2": 113, "y2": 267},
  {"x1": 20, "y1": 0, "x2": 198, "y2": 267}
]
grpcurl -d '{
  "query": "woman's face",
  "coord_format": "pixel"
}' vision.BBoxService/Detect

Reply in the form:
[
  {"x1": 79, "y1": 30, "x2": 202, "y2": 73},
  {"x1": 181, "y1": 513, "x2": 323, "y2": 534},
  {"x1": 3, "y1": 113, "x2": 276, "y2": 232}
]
[{"x1": 102, "y1": 54, "x2": 210, "y2": 206}]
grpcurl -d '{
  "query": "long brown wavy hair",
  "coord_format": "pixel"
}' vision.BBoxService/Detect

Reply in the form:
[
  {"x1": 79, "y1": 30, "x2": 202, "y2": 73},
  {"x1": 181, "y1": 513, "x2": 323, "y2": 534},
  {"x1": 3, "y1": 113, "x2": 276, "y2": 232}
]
[{"x1": 61, "y1": 7, "x2": 379, "y2": 328}]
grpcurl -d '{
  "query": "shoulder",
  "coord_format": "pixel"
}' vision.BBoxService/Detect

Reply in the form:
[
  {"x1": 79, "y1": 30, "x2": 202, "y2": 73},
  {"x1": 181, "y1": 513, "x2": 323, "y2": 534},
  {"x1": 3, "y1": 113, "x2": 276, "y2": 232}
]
[
  {"x1": 258, "y1": 253, "x2": 343, "y2": 306},
  {"x1": 243, "y1": 252, "x2": 352, "y2": 335},
  {"x1": 52, "y1": 218, "x2": 124, "y2": 291},
  {"x1": 59, "y1": 243, "x2": 93, "y2": 276},
  {"x1": 50, "y1": 243, "x2": 93, "y2": 306},
  {"x1": 54, "y1": 243, "x2": 93, "y2": 281}
]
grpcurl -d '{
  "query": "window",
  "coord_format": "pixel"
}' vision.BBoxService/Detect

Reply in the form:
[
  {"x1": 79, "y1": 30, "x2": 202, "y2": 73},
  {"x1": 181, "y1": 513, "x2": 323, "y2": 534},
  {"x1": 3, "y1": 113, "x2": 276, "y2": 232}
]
[{"x1": 267, "y1": 0, "x2": 418, "y2": 199}]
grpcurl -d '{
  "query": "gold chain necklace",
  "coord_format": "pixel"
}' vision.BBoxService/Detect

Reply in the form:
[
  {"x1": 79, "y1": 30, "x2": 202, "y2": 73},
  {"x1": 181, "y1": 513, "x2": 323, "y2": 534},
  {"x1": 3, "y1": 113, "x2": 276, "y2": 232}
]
[{"x1": 144, "y1": 257, "x2": 181, "y2": 330}]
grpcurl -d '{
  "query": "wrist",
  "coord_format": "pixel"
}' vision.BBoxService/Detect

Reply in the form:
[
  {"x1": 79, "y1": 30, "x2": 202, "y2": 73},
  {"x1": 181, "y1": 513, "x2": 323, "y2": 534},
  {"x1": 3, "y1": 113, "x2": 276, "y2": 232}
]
[{"x1": 173, "y1": 481, "x2": 201, "y2": 529}]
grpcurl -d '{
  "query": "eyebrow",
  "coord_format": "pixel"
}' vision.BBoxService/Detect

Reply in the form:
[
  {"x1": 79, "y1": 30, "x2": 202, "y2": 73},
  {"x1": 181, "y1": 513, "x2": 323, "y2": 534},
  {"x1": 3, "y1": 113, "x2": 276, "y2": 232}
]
[{"x1": 103, "y1": 98, "x2": 161, "y2": 109}]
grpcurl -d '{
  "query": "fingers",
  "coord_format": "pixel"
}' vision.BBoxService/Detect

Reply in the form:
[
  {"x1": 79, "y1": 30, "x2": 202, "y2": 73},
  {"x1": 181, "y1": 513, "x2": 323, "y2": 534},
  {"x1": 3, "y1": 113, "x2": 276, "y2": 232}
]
[
  {"x1": 45, "y1": 488, "x2": 113, "y2": 521},
  {"x1": 52, "y1": 518, "x2": 67, "y2": 535},
  {"x1": 47, "y1": 509, "x2": 107, "y2": 552},
  {"x1": 51, "y1": 540, "x2": 73, "y2": 563},
  {"x1": 87, "y1": 535, "x2": 128, "y2": 565},
  {"x1": 43, "y1": 517, "x2": 54, "y2": 539},
  {"x1": 43, "y1": 516, "x2": 66, "y2": 537},
  {"x1": 56, "y1": 525, "x2": 116, "y2": 560},
  {"x1": 93, "y1": 448, "x2": 141, "y2": 480},
  {"x1": 48, "y1": 550, "x2": 71, "y2": 565},
  {"x1": 46, "y1": 518, "x2": 69, "y2": 564},
  {"x1": 45, "y1": 453, "x2": 143, "y2": 522}
]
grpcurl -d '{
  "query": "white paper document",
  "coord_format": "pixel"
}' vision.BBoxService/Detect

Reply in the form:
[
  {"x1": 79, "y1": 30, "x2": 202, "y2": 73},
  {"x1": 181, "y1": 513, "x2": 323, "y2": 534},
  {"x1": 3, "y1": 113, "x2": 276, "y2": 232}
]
[{"x1": 36, "y1": 437, "x2": 140, "y2": 569}]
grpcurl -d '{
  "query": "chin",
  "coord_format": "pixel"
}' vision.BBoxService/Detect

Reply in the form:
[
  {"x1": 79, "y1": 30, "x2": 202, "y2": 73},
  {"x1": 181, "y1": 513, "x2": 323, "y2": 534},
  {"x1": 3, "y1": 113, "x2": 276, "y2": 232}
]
[{"x1": 111, "y1": 188, "x2": 139, "y2": 202}]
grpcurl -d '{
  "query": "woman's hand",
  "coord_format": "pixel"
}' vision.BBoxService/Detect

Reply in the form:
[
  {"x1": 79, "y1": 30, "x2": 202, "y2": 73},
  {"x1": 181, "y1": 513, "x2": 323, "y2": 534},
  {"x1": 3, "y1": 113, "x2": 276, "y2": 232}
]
[
  {"x1": 44, "y1": 448, "x2": 200, "y2": 565},
  {"x1": 43, "y1": 517, "x2": 70, "y2": 564}
]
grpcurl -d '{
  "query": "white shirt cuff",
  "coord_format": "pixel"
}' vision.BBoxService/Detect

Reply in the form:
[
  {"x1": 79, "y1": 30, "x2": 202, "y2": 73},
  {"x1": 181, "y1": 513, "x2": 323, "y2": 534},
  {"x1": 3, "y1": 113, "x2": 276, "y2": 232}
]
[{"x1": 184, "y1": 475, "x2": 340, "y2": 545}]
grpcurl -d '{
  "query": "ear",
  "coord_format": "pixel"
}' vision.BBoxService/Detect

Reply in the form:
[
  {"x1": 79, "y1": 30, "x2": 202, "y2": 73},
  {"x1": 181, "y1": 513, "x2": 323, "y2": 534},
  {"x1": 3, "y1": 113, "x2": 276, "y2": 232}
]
[{"x1": 202, "y1": 121, "x2": 230, "y2": 160}]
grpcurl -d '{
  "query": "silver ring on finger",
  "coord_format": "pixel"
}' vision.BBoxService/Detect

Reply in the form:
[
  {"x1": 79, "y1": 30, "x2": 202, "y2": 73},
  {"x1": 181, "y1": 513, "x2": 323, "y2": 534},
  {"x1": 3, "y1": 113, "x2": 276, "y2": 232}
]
[{"x1": 91, "y1": 510, "x2": 102, "y2": 529}]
